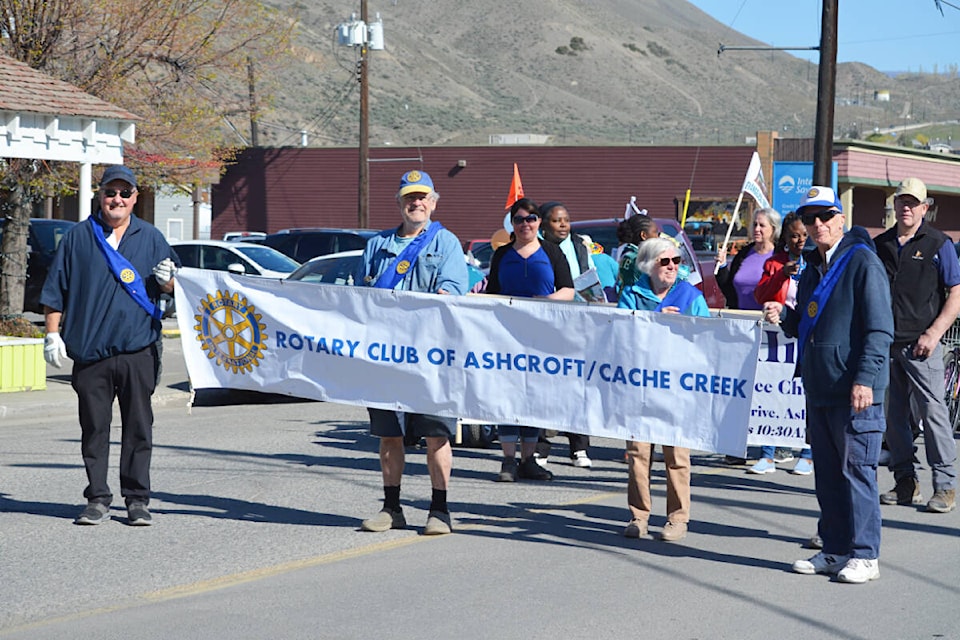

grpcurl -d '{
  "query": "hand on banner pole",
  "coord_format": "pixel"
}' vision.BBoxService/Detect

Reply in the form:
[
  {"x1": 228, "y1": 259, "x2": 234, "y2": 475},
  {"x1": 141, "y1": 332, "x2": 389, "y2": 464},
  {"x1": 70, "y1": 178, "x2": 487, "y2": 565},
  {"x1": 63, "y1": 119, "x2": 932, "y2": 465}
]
[
  {"x1": 44, "y1": 332, "x2": 67, "y2": 368},
  {"x1": 152, "y1": 258, "x2": 177, "y2": 286}
]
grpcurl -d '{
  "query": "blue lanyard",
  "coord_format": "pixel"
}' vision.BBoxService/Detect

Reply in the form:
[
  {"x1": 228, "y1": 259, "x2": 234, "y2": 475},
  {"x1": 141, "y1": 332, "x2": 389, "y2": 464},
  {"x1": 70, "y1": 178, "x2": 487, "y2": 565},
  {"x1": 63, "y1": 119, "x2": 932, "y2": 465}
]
[
  {"x1": 373, "y1": 221, "x2": 445, "y2": 289},
  {"x1": 798, "y1": 244, "x2": 865, "y2": 361}
]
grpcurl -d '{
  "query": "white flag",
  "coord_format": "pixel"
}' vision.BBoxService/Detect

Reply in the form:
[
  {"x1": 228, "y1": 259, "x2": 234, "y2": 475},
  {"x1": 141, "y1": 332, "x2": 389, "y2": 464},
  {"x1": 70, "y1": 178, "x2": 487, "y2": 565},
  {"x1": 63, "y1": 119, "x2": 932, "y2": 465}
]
[{"x1": 741, "y1": 151, "x2": 771, "y2": 210}]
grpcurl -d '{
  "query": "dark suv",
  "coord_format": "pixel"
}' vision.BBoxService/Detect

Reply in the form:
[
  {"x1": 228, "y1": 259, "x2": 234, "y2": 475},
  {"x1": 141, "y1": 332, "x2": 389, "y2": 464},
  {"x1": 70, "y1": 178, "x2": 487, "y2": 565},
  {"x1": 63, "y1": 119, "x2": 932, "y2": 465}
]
[
  {"x1": 0, "y1": 218, "x2": 76, "y2": 313},
  {"x1": 261, "y1": 228, "x2": 379, "y2": 263}
]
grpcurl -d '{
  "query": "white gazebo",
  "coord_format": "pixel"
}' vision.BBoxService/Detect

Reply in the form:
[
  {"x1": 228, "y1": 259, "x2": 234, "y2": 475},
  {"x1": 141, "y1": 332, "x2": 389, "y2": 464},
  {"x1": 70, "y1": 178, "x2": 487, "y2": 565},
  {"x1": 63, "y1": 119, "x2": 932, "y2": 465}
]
[{"x1": 0, "y1": 54, "x2": 138, "y2": 219}]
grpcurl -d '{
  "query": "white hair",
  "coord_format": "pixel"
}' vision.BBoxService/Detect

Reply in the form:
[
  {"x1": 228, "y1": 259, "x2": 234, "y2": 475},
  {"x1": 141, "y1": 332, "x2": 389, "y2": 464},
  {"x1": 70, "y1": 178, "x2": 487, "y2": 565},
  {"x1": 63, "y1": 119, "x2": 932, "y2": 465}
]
[{"x1": 635, "y1": 237, "x2": 678, "y2": 276}]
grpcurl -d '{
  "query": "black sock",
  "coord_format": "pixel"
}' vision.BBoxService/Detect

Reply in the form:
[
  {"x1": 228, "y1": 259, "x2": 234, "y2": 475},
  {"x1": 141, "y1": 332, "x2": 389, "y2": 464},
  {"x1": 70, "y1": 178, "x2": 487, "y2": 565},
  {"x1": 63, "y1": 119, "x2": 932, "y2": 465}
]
[
  {"x1": 383, "y1": 485, "x2": 401, "y2": 512},
  {"x1": 429, "y1": 488, "x2": 448, "y2": 514}
]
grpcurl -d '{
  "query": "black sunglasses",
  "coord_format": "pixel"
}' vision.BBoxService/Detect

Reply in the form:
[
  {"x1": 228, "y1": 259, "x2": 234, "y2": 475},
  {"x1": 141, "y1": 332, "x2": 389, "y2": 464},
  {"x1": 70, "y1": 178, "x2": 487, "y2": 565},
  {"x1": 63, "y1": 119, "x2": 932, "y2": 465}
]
[
  {"x1": 801, "y1": 209, "x2": 839, "y2": 225},
  {"x1": 658, "y1": 256, "x2": 682, "y2": 267},
  {"x1": 103, "y1": 188, "x2": 135, "y2": 199},
  {"x1": 512, "y1": 214, "x2": 539, "y2": 225}
]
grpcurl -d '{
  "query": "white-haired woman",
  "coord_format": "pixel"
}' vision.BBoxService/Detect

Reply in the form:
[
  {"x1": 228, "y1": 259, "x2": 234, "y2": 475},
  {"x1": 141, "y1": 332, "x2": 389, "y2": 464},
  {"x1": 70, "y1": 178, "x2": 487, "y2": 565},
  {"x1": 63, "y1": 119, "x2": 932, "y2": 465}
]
[
  {"x1": 715, "y1": 207, "x2": 781, "y2": 310},
  {"x1": 617, "y1": 237, "x2": 710, "y2": 541}
]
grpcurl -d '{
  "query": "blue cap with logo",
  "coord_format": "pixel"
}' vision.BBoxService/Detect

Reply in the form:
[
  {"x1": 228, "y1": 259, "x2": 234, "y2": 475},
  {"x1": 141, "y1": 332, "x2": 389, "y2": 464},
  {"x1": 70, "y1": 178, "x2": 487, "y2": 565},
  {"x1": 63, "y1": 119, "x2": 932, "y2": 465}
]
[
  {"x1": 399, "y1": 170, "x2": 434, "y2": 197},
  {"x1": 797, "y1": 186, "x2": 841, "y2": 212},
  {"x1": 100, "y1": 165, "x2": 138, "y2": 188}
]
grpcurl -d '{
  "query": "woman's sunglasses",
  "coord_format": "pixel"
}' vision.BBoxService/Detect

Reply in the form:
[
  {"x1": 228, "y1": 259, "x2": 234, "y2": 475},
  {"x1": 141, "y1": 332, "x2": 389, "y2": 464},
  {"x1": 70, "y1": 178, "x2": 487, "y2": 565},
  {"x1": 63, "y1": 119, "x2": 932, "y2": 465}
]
[
  {"x1": 659, "y1": 256, "x2": 682, "y2": 266},
  {"x1": 800, "y1": 209, "x2": 839, "y2": 225},
  {"x1": 512, "y1": 214, "x2": 539, "y2": 225},
  {"x1": 103, "y1": 188, "x2": 135, "y2": 199}
]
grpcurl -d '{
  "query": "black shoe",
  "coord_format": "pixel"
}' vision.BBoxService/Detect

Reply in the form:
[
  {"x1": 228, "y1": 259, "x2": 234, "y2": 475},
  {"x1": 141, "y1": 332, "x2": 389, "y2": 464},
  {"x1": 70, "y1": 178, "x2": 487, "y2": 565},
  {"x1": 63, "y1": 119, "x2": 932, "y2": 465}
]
[
  {"x1": 724, "y1": 455, "x2": 747, "y2": 466},
  {"x1": 518, "y1": 456, "x2": 553, "y2": 481},
  {"x1": 75, "y1": 502, "x2": 110, "y2": 525},
  {"x1": 497, "y1": 458, "x2": 518, "y2": 482},
  {"x1": 127, "y1": 502, "x2": 153, "y2": 526}
]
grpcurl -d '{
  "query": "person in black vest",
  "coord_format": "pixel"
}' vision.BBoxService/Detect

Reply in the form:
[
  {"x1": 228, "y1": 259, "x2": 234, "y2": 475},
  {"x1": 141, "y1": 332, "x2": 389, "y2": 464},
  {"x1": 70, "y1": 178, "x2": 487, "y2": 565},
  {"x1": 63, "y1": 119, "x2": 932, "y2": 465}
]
[
  {"x1": 539, "y1": 201, "x2": 595, "y2": 468},
  {"x1": 874, "y1": 177, "x2": 960, "y2": 514},
  {"x1": 41, "y1": 165, "x2": 179, "y2": 527}
]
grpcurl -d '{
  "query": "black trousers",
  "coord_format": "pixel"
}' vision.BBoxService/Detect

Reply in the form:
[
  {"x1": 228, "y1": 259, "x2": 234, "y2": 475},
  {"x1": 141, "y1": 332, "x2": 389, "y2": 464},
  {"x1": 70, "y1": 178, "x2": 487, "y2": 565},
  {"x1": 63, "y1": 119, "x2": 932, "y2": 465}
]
[{"x1": 72, "y1": 346, "x2": 157, "y2": 506}]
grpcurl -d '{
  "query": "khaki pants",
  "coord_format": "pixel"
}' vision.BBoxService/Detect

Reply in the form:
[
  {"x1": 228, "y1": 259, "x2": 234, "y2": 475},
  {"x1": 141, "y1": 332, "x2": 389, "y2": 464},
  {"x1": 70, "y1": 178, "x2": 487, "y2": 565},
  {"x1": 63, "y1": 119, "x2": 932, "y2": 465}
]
[{"x1": 626, "y1": 440, "x2": 690, "y2": 524}]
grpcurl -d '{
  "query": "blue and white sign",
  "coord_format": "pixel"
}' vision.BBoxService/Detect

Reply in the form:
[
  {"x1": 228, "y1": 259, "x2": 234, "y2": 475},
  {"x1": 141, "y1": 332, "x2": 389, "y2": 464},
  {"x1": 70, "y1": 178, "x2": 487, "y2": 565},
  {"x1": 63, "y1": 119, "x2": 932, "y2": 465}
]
[{"x1": 773, "y1": 161, "x2": 838, "y2": 217}]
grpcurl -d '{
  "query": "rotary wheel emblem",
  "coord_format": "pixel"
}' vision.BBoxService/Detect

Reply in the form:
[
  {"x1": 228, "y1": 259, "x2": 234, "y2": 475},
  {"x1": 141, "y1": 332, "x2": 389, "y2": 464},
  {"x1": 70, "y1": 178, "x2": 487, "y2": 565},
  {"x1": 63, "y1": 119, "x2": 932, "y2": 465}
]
[{"x1": 194, "y1": 290, "x2": 268, "y2": 374}]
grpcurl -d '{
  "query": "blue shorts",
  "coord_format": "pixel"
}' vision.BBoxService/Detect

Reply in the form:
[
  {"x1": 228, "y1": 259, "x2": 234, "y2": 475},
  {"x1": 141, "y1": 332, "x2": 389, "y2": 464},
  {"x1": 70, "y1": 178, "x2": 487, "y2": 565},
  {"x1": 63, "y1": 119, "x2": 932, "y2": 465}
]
[{"x1": 368, "y1": 408, "x2": 456, "y2": 439}]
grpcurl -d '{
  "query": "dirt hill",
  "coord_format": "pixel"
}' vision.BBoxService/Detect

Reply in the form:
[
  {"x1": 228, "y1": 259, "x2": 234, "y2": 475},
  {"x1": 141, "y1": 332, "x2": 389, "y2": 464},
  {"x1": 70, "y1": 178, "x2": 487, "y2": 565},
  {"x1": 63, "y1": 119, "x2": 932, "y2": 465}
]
[{"x1": 250, "y1": 0, "x2": 960, "y2": 148}]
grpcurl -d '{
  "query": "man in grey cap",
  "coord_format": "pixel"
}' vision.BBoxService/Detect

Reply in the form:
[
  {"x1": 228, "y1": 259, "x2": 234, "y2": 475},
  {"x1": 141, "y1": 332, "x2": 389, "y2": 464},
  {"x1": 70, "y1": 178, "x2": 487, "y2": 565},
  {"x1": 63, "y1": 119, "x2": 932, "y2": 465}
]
[
  {"x1": 41, "y1": 165, "x2": 179, "y2": 526},
  {"x1": 874, "y1": 177, "x2": 960, "y2": 514}
]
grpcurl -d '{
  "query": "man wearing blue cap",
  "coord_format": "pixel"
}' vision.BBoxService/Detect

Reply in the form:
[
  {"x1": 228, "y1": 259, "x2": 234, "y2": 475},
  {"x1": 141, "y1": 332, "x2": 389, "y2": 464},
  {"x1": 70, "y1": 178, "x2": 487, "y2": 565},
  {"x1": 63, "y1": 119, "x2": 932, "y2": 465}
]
[
  {"x1": 354, "y1": 169, "x2": 469, "y2": 535},
  {"x1": 41, "y1": 165, "x2": 180, "y2": 527},
  {"x1": 763, "y1": 186, "x2": 894, "y2": 583}
]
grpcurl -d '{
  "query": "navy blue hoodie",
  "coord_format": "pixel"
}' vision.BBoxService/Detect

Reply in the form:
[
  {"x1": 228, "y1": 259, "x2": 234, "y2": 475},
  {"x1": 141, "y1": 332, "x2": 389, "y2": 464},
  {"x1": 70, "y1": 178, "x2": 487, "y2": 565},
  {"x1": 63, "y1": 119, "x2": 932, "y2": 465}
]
[{"x1": 782, "y1": 227, "x2": 894, "y2": 408}]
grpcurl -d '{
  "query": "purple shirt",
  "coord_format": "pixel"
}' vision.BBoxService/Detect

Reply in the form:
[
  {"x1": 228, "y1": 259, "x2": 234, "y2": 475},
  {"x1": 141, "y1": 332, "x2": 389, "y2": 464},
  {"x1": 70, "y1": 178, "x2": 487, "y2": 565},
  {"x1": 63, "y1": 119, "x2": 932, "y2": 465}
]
[{"x1": 732, "y1": 247, "x2": 773, "y2": 310}]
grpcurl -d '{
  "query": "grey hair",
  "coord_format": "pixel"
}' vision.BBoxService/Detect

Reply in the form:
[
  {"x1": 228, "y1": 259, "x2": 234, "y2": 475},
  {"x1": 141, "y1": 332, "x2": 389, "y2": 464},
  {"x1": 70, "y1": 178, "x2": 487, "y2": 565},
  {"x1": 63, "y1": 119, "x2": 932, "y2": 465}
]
[
  {"x1": 635, "y1": 237, "x2": 679, "y2": 276},
  {"x1": 396, "y1": 190, "x2": 439, "y2": 204},
  {"x1": 753, "y1": 207, "x2": 781, "y2": 245}
]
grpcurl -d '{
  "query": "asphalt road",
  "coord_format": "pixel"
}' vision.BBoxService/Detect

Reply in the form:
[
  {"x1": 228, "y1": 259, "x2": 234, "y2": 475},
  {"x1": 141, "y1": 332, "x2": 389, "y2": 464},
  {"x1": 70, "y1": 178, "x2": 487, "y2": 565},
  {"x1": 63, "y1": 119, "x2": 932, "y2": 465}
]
[{"x1": 1, "y1": 331, "x2": 958, "y2": 639}]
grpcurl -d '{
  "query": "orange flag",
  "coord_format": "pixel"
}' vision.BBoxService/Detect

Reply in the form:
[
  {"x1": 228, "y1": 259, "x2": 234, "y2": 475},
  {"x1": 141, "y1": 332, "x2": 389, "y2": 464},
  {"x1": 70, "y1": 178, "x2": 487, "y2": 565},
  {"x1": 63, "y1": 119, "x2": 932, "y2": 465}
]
[{"x1": 504, "y1": 163, "x2": 524, "y2": 210}]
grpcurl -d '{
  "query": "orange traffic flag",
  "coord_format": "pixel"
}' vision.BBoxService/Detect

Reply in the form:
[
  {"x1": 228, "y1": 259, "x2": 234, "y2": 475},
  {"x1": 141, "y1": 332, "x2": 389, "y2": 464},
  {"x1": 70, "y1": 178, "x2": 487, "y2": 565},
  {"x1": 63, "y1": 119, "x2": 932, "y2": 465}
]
[{"x1": 504, "y1": 163, "x2": 524, "y2": 210}]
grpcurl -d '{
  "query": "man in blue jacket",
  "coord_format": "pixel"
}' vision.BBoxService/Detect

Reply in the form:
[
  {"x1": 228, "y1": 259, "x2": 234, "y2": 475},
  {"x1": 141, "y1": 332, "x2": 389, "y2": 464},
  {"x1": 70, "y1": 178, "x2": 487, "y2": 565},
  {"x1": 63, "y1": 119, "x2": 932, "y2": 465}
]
[
  {"x1": 763, "y1": 186, "x2": 894, "y2": 584},
  {"x1": 354, "y1": 169, "x2": 468, "y2": 536}
]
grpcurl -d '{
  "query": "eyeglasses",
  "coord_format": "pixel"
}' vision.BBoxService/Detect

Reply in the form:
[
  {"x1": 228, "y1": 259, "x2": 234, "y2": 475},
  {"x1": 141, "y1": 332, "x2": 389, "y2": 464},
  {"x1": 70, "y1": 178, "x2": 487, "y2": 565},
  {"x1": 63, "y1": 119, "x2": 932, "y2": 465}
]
[
  {"x1": 103, "y1": 188, "x2": 135, "y2": 199},
  {"x1": 800, "y1": 209, "x2": 839, "y2": 225},
  {"x1": 512, "y1": 214, "x2": 539, "y2": 225},
  {"x1": 894, "y1": 196, "x2": 924, "y2": 209},
  {"x1": 658, "y1": 256, "x2": 682, "y2": 267}
]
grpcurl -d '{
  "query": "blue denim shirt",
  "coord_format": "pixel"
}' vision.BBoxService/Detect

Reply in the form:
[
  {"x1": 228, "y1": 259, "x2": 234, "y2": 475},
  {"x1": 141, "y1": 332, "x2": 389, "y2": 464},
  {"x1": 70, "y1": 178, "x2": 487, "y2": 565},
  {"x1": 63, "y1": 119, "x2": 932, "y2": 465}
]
[{"x1": 354, "y1": 220, "x2": 469, "y2": 295}]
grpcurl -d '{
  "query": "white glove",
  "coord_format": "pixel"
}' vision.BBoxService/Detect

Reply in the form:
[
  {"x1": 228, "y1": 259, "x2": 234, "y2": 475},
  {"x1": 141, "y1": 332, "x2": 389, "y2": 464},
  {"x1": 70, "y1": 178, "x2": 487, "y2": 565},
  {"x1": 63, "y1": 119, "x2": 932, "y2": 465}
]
[
  {"x1": 152, "y1": 258, "x2": 177, "y2": 286},
  {"x1": 44, "y1": 332, "x2": 67, "y2": 369}
]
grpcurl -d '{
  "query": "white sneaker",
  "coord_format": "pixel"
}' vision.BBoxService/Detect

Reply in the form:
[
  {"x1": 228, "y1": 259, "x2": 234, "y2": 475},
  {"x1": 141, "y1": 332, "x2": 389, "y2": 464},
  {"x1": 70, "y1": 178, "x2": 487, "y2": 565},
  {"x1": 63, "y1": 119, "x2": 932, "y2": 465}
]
[
  {"x1": 533, "y1": 453, "x2": 549, "y2": 468},
  {"x1": 837, "y1": 558, "x2": 879, "y2": 583},
  {"x1": 572, "y1": 450, "x2": 592, "y2": 468},
  {"x1": 792, "y1": 552, "x2": 850, "y2": 575}
]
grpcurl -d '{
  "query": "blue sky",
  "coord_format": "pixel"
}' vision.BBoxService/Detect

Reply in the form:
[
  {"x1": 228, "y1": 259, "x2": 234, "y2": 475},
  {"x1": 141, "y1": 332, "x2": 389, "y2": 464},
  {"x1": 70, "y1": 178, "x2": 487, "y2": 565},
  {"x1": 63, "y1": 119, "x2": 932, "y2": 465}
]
[{"x1": 687, "y1": 0, "x2": 960, "y2": 73}]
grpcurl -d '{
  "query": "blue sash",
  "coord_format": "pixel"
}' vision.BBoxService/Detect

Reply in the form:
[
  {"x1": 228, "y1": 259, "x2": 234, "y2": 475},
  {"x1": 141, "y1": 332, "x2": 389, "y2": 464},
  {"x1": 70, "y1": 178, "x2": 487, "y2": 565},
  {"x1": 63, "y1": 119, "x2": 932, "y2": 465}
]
[
  {"x1": 797, "y1": 244, "x2": 866, "y2": 360},
  {"x1": 89, "y1": 217, "x2": 162, "y2": 321},
  {"x1": 655, "y1": 280, "x2": 701, "y2": 313},
  {"x1": 373, "y1": 221, "x2": 445, "y2": 289}
]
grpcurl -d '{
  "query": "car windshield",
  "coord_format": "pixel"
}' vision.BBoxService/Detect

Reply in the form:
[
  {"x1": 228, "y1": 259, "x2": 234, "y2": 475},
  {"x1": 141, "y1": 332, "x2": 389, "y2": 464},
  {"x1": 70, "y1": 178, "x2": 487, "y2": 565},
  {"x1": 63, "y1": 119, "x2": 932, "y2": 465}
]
[
  {"x1": 31, "y1": 220, "x2": 75, "y2": 254},
  {"x1": 288, "y1": 254, "x2": 362, "y2": 285},
  {"x1": 233, "y1": 245, "x2": 300, "y2": 272}
]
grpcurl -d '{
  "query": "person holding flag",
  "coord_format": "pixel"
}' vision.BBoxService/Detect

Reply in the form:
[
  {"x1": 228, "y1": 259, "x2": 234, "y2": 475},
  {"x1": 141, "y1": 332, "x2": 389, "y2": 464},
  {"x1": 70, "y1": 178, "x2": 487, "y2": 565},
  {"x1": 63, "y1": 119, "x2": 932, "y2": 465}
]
[
  {"x1": 354, "y1": 169, "x2": 469, "y2": 536},
  {"x1": 763, "y1": 186, "x2": 893, "y2": 584}
]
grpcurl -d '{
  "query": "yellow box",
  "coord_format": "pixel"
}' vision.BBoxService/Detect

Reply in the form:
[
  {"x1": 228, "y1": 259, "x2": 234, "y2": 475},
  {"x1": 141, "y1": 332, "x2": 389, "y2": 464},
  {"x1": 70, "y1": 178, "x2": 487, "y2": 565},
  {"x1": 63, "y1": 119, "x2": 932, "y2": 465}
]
[{"x1": 0, "y1": 337, "x2": 47, "y2": 392}]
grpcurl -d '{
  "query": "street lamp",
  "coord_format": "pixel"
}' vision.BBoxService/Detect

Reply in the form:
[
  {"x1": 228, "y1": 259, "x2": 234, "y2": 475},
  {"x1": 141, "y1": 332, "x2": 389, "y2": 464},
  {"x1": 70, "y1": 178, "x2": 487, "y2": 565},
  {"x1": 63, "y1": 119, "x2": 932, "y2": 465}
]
[{"x1": 337, "y1": 5, "x2": 384, "y2": 228}]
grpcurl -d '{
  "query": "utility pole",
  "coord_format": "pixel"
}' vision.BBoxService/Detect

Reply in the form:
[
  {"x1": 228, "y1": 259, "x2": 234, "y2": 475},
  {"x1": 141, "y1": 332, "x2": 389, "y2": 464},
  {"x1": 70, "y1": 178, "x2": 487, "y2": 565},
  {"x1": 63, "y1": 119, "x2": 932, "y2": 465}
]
[
  {"x1": 813, "y1": 0, "x2": 838, "y2": 186},
  {"x1": 358, "y1": 0, "x2": 369, "y2": 228},
  {"x1": 247, "y1": 56, "x2": 259, "y2": 147}
]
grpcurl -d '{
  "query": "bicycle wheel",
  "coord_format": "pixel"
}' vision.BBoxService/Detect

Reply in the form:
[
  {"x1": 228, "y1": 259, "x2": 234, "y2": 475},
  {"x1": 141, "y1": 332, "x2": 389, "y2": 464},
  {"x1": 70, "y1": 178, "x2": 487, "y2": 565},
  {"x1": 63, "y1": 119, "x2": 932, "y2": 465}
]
[{"x1": 943, "y1": 349, "x2": 960, "y2": 432}]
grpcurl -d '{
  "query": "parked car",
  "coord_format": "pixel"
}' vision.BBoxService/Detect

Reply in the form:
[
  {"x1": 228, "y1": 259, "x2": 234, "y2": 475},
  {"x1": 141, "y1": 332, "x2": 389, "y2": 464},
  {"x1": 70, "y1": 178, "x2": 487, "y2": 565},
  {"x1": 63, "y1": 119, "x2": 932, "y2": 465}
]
[
  {"x1": 0, "y1": 218, "x2": 76, "y2": 313},
  {"x1": 286, "y1": 250, "x2": 362, "y2": 285},
  {"x1": 223, "y1": 231, "x2": 267, "y2": 243},
  {"x1": 261, "y1": 228, "x2": 379, "y2": 263},
  {"x1": 465, "y1": 239, "x2": 494, "y2": 271},
  {"x1": 570, "y1": 217, "x2": 725, "y2": 309},
  {"x1": 172, "y1": 240, "x2": 300, "y2": 278}
]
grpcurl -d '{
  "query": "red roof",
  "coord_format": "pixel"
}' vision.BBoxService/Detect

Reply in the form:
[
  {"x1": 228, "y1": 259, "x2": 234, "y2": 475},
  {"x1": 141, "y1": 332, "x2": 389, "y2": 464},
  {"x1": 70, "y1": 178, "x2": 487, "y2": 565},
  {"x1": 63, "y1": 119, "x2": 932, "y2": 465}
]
[{"x1": 0, "y1": 53, "x2": 139, "y2": 121}]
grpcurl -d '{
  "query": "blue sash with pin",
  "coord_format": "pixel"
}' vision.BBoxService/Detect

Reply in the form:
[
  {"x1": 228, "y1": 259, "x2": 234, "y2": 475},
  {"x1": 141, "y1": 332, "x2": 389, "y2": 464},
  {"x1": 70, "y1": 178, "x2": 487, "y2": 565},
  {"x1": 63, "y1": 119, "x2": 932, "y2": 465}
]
[
  {"x1": 89, "y1": 216, "x2": 162, "y2": 321},
  {"x1": 797, "y1": 244, "x2": 866, "y2": 360},
  {"x1": 373, "y1": 221, "x2": 445, "y2": 289}
]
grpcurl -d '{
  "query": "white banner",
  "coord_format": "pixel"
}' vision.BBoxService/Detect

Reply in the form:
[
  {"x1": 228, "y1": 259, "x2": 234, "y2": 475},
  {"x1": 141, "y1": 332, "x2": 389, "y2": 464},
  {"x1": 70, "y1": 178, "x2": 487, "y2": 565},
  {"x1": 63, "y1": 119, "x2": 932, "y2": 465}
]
[
  {"x1": 174, "y1": 269, "x2": 762, "y2": 456},
  {"x1": 742, "y1": 150, "x2": 771, "y2": 209},
  {"x1": 749, "y1": 325, "x2": 807, "y2": 449}
]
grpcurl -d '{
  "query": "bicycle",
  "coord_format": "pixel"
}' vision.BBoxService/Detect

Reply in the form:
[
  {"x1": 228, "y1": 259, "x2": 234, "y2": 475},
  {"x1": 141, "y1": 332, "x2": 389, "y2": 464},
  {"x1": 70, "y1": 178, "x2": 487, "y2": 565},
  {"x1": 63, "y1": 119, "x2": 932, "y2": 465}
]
[{"x1": 942, "y1": 344, "x2": 960, "y2": 433}]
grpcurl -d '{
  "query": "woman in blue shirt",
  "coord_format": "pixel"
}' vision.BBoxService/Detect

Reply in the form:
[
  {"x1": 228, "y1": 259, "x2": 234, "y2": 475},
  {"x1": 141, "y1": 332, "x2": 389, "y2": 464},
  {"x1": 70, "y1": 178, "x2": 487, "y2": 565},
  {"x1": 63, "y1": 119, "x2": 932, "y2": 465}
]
[
  {"x1": 618, "y1": 237, "x2": 709, "y2": 542},
  {"x1": 486, "y1": 198, "x2": 574, "y2": 482}
]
